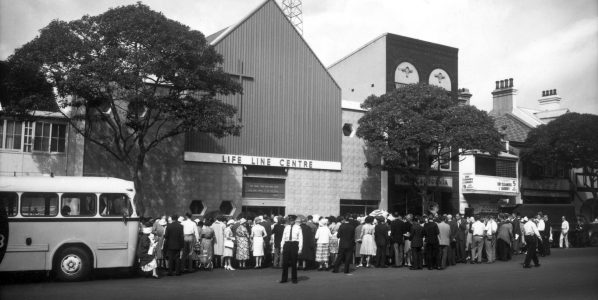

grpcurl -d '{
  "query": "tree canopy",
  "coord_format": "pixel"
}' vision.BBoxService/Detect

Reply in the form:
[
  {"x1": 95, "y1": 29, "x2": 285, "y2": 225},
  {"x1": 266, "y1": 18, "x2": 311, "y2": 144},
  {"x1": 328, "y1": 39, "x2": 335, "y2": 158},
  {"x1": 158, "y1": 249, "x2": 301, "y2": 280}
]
[
  {"x1": 523, "y1": 112, "x2": 598, "y2": 200},
  {"x1": 0, "y1": 60, "x2": 57, "y2": 117},
  {"x1": 356, "y1": 83, "x2": 503, "y2": 204},
  {"x1": 6, "y1": 3, "x2": 242, "y2": 214}
]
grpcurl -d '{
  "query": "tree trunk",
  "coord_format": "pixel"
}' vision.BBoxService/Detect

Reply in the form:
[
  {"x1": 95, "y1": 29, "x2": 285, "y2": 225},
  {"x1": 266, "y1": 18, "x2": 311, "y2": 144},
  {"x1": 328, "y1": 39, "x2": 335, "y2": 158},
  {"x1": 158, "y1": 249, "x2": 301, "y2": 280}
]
[{"x1": 131, "y1": 155, "x2": 146, "y2": 217}]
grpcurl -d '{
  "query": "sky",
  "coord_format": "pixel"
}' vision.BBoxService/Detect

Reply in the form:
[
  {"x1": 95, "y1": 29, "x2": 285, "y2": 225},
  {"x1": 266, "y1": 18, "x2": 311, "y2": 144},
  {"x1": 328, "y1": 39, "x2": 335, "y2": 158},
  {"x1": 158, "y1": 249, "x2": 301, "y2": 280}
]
[{"x1": 1, "y1": 0, "x2": 597, "y2": 114}]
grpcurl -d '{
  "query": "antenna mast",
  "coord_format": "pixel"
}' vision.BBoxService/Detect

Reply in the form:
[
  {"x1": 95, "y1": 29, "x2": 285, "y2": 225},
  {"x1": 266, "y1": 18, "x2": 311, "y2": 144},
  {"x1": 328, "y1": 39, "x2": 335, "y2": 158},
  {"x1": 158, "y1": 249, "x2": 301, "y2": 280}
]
[{"x1": 281, "y1": 0, "x2": 303, "y2": 35}]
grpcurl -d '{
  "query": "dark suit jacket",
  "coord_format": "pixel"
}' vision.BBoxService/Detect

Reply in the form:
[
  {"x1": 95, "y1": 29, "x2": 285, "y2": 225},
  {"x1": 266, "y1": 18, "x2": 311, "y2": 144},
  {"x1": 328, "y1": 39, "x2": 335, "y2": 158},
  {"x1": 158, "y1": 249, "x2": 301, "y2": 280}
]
[
  {"x1": 423, "y1": 221, "x2": 440, "y2": 245},
  {"x1": 410, "y1": 223, "x2": 424, "y2": 248},
  {"x1": 390, "y1": 219, "x2": 404, "y2": 244},
  {"x1": 375, "y1": 223, "x2": 390, "y2": 246},
  {"x1": 456, "y1": 220, "x2": 467, "y2": 241},
  {"x1": 336, "y1": 222, "x2": 356, "y2": 249},
  {"x1": 449, "y1": 220, "x2": 459, "y2": 242},
  {"x1": 164, "y1": 221, "x2": 184, "y2": 251}
]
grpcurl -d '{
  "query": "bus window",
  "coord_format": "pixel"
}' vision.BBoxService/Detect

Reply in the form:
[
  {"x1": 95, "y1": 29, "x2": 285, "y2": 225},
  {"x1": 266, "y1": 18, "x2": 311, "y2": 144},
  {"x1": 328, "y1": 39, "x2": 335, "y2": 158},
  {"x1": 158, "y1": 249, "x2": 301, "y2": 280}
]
[
  {"x1": 21, "y1": 192, "x2": 59, "y2": 217},
  {"x1": 61, "y1": 193, "x2": 97, "y2": 216},
  {"x1": 0, "y1": 192, "x2": 18, "y2": 216},
  {"x1": 99, "y1": 193, "x2": 132, "y2": 217}
]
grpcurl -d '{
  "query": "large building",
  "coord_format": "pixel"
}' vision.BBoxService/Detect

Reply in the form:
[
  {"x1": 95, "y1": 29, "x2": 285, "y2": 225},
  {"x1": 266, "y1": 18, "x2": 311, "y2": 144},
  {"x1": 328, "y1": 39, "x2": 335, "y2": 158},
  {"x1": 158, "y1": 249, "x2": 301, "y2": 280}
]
[{"x1": 328, "y1": 33, "x2": 461, "y2": 216}]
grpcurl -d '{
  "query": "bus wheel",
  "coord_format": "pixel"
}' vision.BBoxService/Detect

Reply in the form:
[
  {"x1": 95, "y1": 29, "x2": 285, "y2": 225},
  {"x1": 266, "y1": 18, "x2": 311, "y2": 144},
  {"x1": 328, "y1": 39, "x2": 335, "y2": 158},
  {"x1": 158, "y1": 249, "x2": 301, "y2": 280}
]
[{"x1": 55, "y1": 247, "x2": 91, "y2": 281}]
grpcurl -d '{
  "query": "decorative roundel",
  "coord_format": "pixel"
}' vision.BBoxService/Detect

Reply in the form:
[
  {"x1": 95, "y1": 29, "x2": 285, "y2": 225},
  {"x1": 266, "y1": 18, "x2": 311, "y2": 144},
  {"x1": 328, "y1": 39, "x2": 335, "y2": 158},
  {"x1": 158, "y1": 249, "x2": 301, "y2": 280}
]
[
  {"x1": 394, "y1": 62, "x2": 419, "y2": 85},
  {"x1": 428, "y1": 69, "x2": 451, "y2": 91}
]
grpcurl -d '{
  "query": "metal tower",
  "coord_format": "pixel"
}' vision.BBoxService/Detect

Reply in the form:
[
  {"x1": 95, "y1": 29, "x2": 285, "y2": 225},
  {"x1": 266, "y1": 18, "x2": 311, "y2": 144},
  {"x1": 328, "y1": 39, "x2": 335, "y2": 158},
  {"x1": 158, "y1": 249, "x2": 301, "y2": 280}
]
[{"x1": 281, "y1": 0, "x2": 303, "y2": 35}]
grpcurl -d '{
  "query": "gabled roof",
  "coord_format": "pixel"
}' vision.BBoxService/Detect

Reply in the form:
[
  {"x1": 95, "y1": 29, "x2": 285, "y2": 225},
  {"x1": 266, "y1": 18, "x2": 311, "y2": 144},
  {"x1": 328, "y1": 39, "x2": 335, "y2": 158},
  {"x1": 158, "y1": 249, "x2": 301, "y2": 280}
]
[{"x1": 494, "y1": 113, "x2": 534, "y2": 143}]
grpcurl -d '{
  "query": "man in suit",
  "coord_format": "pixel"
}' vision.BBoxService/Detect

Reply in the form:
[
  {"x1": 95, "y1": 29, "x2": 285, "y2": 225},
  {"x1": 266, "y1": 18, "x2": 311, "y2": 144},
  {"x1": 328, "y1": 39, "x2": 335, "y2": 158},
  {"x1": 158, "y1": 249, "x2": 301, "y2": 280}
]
[
  {"x1": 455, "y1": 214, "x2": 467, "y2": 263},
  {"x1": 374, "y1": 216, "x2": 390, "y2": 268},
  {"x1": 164, "y1": 214, "x2": 184, "y2": 276},
  {"x1": 390, "y1": 213, "x2": 404, "y2": 267},
  {"x1": 259, "y1": 216, "x2": 273, "y2": 267},
  {"x1": 423, "y1": 216, "x2": 440, "y2": 270},
  {"x1": 332, "y1": 216, "x2": 355, "y2": 274},
  {"x1": 280, "y1": 215, "x2": 303, "y2": 283},
  {"x1": 409, "y1": 216, "x2": 424, "y2": 270},
  {"x1": 447, "y1": 214, "x2": 458, "y2": 266},
  {"x1": 511, "y1": 214, "x2": 522, "y2": 255},
  {"x1": 437, "y1": 216, "x2": 451, "y2": 270}
]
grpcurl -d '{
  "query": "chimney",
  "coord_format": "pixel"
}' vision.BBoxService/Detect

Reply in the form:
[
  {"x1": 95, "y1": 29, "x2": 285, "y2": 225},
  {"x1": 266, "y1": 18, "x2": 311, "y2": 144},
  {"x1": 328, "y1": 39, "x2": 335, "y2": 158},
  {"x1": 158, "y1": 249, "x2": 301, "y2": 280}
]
[
  {"x1": 458, "y1": 88, "x2": 472, "y2": 106},
  {"x1": 491, "y1": 78, "x2": 517, "y2": 116},
  {"x1": 538, "y1": 89, "x2": 561, "y2": 111}
]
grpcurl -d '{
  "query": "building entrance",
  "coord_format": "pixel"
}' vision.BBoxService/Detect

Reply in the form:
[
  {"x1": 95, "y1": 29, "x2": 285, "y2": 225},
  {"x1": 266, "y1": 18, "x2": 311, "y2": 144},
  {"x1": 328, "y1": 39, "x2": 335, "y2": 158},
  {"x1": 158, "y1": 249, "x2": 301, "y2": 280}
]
[{"x1": 242, "y1": 205, "x2": 285, "y2": 217}]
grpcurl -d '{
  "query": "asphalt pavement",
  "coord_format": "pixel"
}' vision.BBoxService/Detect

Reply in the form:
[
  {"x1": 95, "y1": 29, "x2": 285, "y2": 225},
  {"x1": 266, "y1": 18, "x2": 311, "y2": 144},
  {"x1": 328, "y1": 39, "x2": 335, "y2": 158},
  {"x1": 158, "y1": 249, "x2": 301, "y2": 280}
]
[{"x1": 1, "y1": 247, "x2": 597, "y2": 300}]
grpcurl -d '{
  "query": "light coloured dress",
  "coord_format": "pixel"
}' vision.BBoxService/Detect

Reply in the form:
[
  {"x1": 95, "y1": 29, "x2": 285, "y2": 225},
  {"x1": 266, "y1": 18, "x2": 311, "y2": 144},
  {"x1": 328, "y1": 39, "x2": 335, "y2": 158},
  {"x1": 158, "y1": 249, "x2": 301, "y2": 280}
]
[
  {"x1": 360, "y1": 223, "x2": 377, "y2": 256},
  {"x1": 315, "y1": 226, "x2": 331, "y2": 263},
  {"x1": 211, "y1": 220, "x2": 226, "y2": 256},
  {"x1": 251, "y1": 224, "x2": 266, "y2": 256},
  {"x1": 329, "y1": 223, "x2": 340, "y2": 254},
  {"x1": 200, "y1": 226, "x2": 214, "y2": 257},
  {"x1": 223, "y1": 226, "x2": 234, "y2": 258}
]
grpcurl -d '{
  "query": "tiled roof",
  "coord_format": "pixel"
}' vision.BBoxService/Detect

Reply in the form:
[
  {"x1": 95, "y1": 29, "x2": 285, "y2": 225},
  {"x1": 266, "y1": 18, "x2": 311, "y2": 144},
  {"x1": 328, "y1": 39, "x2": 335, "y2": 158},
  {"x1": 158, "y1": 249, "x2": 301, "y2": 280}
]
[{"x1": 494, "y1": 113, "x2": 533, "y2": 143}]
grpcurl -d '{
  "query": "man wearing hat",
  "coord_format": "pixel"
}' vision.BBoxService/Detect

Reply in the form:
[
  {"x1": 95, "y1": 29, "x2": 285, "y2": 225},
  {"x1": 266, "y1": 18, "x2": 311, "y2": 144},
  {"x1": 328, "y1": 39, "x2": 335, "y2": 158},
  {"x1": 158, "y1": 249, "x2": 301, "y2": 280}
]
[{"x1": 280, "y1": 215, "x2": 303, "y2": 283}]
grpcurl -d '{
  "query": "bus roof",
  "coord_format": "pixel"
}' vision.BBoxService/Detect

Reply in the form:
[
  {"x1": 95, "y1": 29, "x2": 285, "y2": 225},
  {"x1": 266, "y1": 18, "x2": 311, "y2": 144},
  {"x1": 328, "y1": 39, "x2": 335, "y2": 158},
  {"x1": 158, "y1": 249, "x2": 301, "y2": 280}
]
[{"x1": 0, "y1": 176, "x2": 135, "y2": 194}]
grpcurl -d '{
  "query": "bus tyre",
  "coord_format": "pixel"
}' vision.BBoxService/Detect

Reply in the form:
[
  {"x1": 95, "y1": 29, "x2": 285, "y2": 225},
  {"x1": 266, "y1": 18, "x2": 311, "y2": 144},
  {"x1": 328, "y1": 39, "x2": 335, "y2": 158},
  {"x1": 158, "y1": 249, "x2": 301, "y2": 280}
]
[{"x1": 55, "y1": 247, "x2": 91, "y2": 281}]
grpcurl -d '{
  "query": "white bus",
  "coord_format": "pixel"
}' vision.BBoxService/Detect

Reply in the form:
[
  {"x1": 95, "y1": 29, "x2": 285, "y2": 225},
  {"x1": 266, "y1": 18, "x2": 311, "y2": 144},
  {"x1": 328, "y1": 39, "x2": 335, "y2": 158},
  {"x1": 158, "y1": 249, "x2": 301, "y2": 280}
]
[{"x1": 0, "y1": 176, "x2": 139, "y2": 281}]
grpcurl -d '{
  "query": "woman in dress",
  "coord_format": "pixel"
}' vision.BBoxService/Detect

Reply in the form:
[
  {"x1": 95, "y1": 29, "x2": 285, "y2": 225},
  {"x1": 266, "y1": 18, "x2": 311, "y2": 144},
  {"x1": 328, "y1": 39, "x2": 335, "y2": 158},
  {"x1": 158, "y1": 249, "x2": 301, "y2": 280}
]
[
  {"x1": 315, "y1": 218, "x2": 331, "y2": 270},
  {"x1": 251, "y1": 217, "x2": 267, "y2": 268},
  {"x1": 359, "y1": 216, "x2": 377, "y2": 268},
  {"x1": 137, "y1": 221, "x2": 159, "y2": 279},
  {"x1": 328, "y1": 216, "x2": 339, "y2": 266},
  {"x1": 200, "y1": 219, "x2": 215, "y2": 258},
  {"x1": 235, "y1": 218, "x2": 250, "y2": 268},
  {"x1": 223, "y1": 219, "x2": 236, "y2": 270},
  {"x1": 211, "y1": 216, "x2": 226, "y2": 268},
  {"x1": 298, "y1": 216, "x2": 315, "y2": 270},
  {"x1": 152, "y1": 216, "x2": 167, "y2": 269}
]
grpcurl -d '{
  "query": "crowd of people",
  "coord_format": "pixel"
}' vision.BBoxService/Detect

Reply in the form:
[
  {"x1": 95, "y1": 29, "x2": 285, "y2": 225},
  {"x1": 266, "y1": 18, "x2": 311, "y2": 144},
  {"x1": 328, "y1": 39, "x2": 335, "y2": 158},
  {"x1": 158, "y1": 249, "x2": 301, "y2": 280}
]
[{"x1": 135, "y1": 210, "x2": 574, "y2": 280}]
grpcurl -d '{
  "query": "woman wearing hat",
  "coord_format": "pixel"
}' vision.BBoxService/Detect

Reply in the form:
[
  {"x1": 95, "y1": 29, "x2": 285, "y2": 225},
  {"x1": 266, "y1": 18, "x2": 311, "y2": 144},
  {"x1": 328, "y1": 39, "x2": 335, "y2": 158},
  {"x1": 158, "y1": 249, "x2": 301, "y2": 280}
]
[
  {"x1": 315, "y1": 218, "x2": 331, "y2": 270},
  {"x1": 152, "y1": 216, "x2": 168, "y2": 269},
  {"x1": 137, "y1": 220, "x2": 160, "y2": 279},
  {"x1": 359, "y1": 216, "x2": 377, "y2": 268},
  {"x1": 251, "y1": 217, "x2": 267, "y2": 268},
  {"x1": 223, "y1": 219, "x2": 236, "y2": 270},
  {"x1": 235, "y1": 218, "x2": 250, "y2": 269}
]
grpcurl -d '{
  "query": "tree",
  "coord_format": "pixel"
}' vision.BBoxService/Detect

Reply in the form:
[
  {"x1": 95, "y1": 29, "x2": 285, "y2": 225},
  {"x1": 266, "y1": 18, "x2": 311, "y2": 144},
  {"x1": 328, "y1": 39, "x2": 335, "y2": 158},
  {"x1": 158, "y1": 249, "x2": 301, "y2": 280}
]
[
  {"x1": 0, "y1": 60, "x2": 58, "y2": 117},
  {"x1": 6, "y1": 3, "x2": 242, "y2": 215},
  {"x1": 356, "y1": 83, "x2": 503, "y2": 213},
  {"x1": 523, "y1": 112, "x2": 598, "y2": 217}
]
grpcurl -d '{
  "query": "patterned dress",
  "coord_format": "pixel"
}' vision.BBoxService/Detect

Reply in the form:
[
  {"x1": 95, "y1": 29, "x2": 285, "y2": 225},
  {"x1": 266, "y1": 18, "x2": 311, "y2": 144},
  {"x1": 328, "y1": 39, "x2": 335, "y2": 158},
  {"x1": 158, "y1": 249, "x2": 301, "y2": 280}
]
[
  {"x1": 200, "y1": 226, "x2": 214, "y2": 257},
  {"x1": 329, "y1": 223, "x2": 340, "y2": 254},
  {"x1": 315, "y1": 226, "x2": 331, "y2": 263},
  {"x1": 235, "y1": 224, "x2": 250, "y2": 260}
]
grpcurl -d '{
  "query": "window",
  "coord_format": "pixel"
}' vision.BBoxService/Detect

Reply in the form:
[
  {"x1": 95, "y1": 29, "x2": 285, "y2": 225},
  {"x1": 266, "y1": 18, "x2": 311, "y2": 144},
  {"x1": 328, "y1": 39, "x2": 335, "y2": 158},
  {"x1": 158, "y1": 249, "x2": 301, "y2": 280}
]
[
  {"x1": 189, "y1": 200, "x2": 205, "y2": 215},
  {"x1": 219, "y1": 201, "x2": 235, "y2": 215},
  {"x1": 342, "y1": 123, "x2": 353, "y2": 137},
  {"x1": 339, "y1": 199, "x2": 379, "y2": 216},
  {"x1": 475, "y1": 156, "x2": 516, "y2": 178},
  {"x1": 0, "y1": 192, "x2": 18, "y2": 217},
  {"x1": 21, "y1": 192, "x2": 59, "y2": 217},
  {"x1": 99, "y1": 193, "x2": 131, "y2": 216},
  {"x1": 3, "y1": 120, "x2": 22, "y2": 150},
  {"x1": 0, "y1": 120, "x2": 66, "y2": 153},
  {"x1": 243, "y1": 177, "x2": 285, "y2": 199},
  {"x1": 62, "y1": 193, "x2": 97, "y2": 216}
]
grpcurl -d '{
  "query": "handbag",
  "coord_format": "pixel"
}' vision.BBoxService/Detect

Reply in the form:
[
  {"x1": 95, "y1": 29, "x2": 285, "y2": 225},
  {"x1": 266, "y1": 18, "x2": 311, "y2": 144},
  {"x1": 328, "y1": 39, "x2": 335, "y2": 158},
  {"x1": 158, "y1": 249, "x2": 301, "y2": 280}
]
[{"x1": 224, "y1": 239, "x2": 234, "y2": 249}]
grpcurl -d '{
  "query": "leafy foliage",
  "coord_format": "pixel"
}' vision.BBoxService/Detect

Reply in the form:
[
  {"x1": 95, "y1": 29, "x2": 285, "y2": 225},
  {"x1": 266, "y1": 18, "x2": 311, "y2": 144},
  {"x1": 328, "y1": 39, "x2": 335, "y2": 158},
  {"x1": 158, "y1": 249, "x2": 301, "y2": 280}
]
[
  {"x1": 523, "y1": 112, "x2": 598, "y2": 198},
  {"x1": 356, "y1": 83, "x2": 503, "y2": 199},
  {"x1": 0, "y1": 60, "x2": 57, "y2": 117},
  {"x1": 6, "y1": 3, "x2": 242, "y2": 214}
]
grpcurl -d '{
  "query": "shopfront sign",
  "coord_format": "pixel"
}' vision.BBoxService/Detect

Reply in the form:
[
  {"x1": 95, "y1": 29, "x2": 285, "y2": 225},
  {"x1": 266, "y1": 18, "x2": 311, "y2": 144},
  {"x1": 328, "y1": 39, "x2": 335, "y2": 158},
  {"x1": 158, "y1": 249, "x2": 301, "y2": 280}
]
[
  {"x1": 184, "y1": 152, "x2": 342, "y2": 171},
  {"x1": 395, "y1": 175, "x2": 453, "y2": 188},
  {"x1": 462, "y1": 173, "x2": 518, "y2": 195}
]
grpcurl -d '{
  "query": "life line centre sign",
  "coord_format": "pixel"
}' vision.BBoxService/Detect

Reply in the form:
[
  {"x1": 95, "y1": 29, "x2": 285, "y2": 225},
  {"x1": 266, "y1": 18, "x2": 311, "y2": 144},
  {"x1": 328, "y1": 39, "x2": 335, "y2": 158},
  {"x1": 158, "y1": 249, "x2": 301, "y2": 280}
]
[{"x1": 184, "y1": 152, "x2": 341, "y2": 171}]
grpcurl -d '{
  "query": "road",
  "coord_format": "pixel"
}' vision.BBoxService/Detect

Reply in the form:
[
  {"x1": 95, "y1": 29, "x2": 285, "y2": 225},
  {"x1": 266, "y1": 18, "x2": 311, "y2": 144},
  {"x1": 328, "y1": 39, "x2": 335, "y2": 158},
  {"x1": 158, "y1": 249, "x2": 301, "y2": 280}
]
[{"x1": 1, "y1": 247, "x2": 597, "y2": 300}]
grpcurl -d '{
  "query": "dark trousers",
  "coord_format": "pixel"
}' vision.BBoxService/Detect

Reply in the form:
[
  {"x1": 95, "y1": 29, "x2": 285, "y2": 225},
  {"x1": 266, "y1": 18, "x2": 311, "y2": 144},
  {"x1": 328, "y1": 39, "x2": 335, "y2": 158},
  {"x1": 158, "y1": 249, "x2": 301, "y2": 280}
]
[
  {"x1": 497, "y1": 239, "x2": 511, "y2": 261},
  {"x1": 524, "y1": 236, "x2": 540, "y2": 267},
  {"x1": 439, "y1": 245, "x2": 448, "y2": 269},
  {"x1": 425, "y1": 243, "x2": 439, "y2": 269},
  {"x1": 448, "y1": 241, "x2": 457, "y2": 265},
  {"x1": 411, "y1": 247, "x2": 422, "y2": 269},
  {"x1": 166, "y1": 249, "x2": 182, "y2": 275},
  {"x1": 375, "y1": 244, "x2": 387, "y2": 267},
  {"x1": 281, "y1": 242, "x2": 299, "y2": 281},
  {"x1": 333, "y1": 246, "x2": 353, "y2": 273},
  {"x1": 542, "y1": 233, "x2": 551, "y2": 255},
  {"x1": 183, "y1": 235, "x2": 194, "y2": 270},
  {"x1": 455, "y1": 238, "x2": 466, "y2": 262}
]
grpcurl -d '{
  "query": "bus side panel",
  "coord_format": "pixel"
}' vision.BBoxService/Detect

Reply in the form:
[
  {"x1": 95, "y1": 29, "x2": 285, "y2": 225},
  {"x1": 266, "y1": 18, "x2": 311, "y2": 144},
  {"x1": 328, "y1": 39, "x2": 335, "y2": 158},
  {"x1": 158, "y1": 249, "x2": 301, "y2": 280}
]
[
  {"x1": 0, "y1": 220, "x2": 48, "y2": 271},
  {"x1": 95, "y1": 219, "x2": 139, "y2": 268}
]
